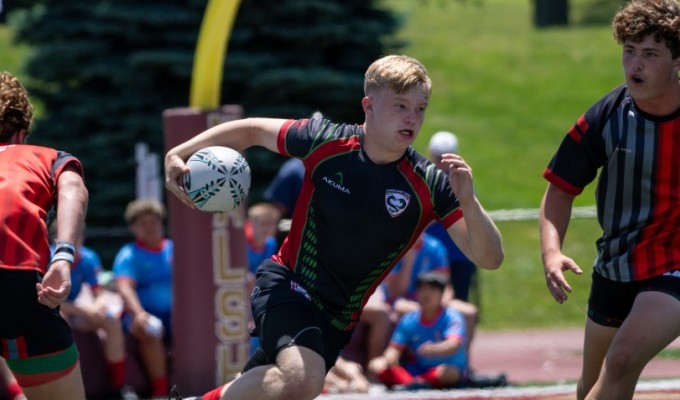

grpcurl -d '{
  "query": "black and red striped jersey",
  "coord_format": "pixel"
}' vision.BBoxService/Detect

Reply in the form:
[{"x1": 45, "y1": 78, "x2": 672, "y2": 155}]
[
  {"x1": 544, "y1": 84, "x2": 680, "y2": 282},
  {"x1": 0, "y1": 144, "x2": 83, "y2": 273},
  {"x1": 272, "y1": 118, "x2": 462, "y2": 330}
]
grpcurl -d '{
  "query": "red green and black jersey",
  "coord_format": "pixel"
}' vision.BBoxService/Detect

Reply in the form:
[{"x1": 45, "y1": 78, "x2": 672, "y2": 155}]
[
  {"x1": 0, "y1": 144, "x2": 83, "y2": 273},
  {"x1": 544, "y1": 84, "x2": 680, "y2": 282},
  {"x1": 272, "y1": 118, "x2": 462, "y2": 330}
]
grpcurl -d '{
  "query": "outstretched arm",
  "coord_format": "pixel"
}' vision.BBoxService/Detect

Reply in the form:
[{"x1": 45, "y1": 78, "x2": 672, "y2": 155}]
[
  {"x1": 539, "y1": 183, "x2": 583, "y2": 304},
  {"x1": 164, "y1": 117, "x2": 286, "y2": 208}
]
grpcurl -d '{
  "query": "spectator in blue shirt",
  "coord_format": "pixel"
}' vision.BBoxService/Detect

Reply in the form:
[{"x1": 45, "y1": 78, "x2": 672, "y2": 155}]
[{"x1": 113, "y1": 199, "x2": 172, "y2": 398}]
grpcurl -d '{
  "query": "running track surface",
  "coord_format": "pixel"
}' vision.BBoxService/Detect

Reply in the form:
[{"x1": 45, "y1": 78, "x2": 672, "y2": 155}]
[{"x1": 318, "y1": 327, "x2": 680, "y2": 400}]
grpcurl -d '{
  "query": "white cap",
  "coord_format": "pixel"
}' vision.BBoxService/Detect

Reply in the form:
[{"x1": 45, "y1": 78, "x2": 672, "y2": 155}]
[{"x1": 428, "y1": 131, "x2": 459, "y2": 155}]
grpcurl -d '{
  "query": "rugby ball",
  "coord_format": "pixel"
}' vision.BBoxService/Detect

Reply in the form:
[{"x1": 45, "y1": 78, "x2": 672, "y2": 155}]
[{"x1": 182, "y1": 146, "x2": 251, "y2": 213}]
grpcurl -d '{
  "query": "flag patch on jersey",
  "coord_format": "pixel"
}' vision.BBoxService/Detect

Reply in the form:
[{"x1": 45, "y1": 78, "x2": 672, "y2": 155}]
[
  {"x1": 385, "y1": 189, "x2": 411, "y2": 218},
  {"x1": 290, "y1": 281, "x2": 311, "y2": 301}
]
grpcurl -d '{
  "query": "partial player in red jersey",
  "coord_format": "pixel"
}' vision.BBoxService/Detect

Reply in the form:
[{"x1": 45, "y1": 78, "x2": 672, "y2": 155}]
[{"x1": 0, "y1": 71, "x2": 88, "y2": 399}]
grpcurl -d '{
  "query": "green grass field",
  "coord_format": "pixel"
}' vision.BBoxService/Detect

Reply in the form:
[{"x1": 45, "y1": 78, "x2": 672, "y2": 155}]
[{"x1": 0, "y1": 1, "x2": 622, "y2": 330}]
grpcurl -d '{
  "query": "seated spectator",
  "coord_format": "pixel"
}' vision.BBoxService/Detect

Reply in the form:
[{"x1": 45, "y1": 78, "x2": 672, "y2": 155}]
[
  {"x1": 323, "y1": 356, "x2": 370, "y2": 394},
  {"x1": 244, "y1": 202, "x2": 281, "y2": 291},
  {"x1": 244, "y1": 202, "x2": 281, "y2": 355},
  {"x1": 113, "y1": 199, "x2": 173, "y2": 398},
  {"x1": 0, "y1": 358, "x2": 25, "y2": 400},
  {"x1": 49, "y1": 224, "x2": 134, "y2": 400},
  {"x1": 382, "y1": 233, "x2": 478, "y2": 351},
  {"x1": 368, "y1": 271, "x2": 467, "y2": 390},
  {"x1": 380, "y1": 233, "x2": 507, "y2": 388}
]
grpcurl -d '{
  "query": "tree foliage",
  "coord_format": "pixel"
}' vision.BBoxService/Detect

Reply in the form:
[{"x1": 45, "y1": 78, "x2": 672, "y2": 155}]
[{"x1": 9, "y1": 0, "x2": 402, "y2": 231}]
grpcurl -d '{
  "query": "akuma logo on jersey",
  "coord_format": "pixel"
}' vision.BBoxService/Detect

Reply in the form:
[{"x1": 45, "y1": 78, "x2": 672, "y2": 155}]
[
  {"x1": 385, "y1": 189, "x2": 411, "y2": 218},
  {"x1": 322, "y1": 172, "x2": 350, "y2": 194}
]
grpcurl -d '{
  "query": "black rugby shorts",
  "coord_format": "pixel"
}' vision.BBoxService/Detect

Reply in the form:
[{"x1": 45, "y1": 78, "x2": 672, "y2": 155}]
[
  {"x1": 244, "y1": 259, "x2": 353, "y2": 372},
  {"x1": 0, "y1": 269, "x2": 75, "y2": 359},
  {"x1": 587, "y1": 270, "x2": 680, "y2": 327}
]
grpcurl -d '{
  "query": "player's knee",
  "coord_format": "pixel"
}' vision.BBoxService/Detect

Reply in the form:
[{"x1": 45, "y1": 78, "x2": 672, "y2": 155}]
[
  {"x1": 604, "y1": 348, "x2": 640, "y2": 378},
  {"x1": 277, "y1": 347, "x2": 326, "y2": 399},
  {"x1": 278, "y1": 363, "x2": 325, "y2": 399}
]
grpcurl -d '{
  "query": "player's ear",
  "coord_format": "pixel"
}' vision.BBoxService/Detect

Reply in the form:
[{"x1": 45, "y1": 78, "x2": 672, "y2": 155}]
[{"x1": 362, "y1": 96, "x2": 373, "y2": 114}]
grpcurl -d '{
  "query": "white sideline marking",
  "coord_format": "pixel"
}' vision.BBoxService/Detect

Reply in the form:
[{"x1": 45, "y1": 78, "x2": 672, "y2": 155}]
[
  {"x1": 488, "y1": 206, "x2": 596, "y2": 222},
  {"x1": 318, "y1": 379, "x2": 680, "y2": 399}
]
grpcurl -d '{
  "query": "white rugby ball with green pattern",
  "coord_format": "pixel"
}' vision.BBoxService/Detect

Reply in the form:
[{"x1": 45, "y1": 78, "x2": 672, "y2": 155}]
[{"x1": 183, "y1": 146, "x2": 250, "y2": 213}]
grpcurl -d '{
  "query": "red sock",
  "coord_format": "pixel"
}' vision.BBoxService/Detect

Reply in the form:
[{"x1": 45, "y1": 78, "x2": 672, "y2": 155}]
[
  {"x1": 107, "y1": 359, "x2": 126, "y2": 389},
  {"x1": 151, "y1": 375, "x2": 169, "y2": 397},
  {"x1": 377, "y1": 365, "x2": 413, "y2": 388},
  {"x1": 202, "y1": 384, "x2": 227, "y2": 400},
  {"x1": 5, "y1": 381, "x2": 24, "y2": 399},
  {"x1": 416, "y1": 367, "x2": 443, "y2": 388}
]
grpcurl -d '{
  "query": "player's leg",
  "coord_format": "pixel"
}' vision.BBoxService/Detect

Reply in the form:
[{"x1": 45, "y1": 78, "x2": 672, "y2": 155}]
[
  {"x1": 21, "y1": 359, "x2": 86, "y2": 400},
  {"x1": 225, "y1": 346, "x2": 326, "y2": 400},
  {"x1": 578, "y1": 318, "x2": 616, "y2": 400},
  {"x1": 577, "y1": 272, "x2": 627, "y2": 400},
  {"x1": 0, "y1": 270, "x2": 86, "y2": 400},
  {"x1": 586, "y1": 289, "x2": 680, "y2": 400},
  {"x1": 223, "y1": 301, "x2": 328, "y2": 400},
  {"x1": 0, "y1": 358, "x2": 25, "y2": 400}
]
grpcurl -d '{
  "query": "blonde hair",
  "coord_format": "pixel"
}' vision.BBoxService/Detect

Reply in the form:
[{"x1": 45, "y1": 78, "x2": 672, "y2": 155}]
[
  {"x1": 124, "y1": 199, "x2": 165, "y2": 225},
  {"x1": 0, "y1": 71, "x2": 33, "y2": 142},
  {"x1": 364, "y1": 55, "x2": 432, "y2": 98}
]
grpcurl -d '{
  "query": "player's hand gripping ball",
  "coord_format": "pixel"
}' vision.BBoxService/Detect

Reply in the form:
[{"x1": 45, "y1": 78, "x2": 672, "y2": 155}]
[{"x1": 182, "y1": 146, "x2": 251, "y2": 213}]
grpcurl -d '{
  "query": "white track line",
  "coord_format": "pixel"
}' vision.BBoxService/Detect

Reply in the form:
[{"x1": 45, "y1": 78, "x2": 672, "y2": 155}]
[{"x1": 318, "y1": 379, "x2": 680, "y2": 399}]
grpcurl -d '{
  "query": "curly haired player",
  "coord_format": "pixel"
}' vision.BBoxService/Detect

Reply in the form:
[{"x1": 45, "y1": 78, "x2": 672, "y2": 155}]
[
  {"x1": 0, "y1": 71, "x2": 88, "y2": 400},
  {"x1": 540, "y1": 1, "x2": 680, "y2": 399}
]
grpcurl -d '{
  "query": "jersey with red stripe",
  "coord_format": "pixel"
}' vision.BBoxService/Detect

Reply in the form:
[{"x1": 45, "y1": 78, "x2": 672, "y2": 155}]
[
  {"x1": 543, "y1": 84, "x2": 680, "y2": 282},
  {"x1": 0, "y1": 144, "x2": 83, "y2": 274},
  {"x1": 272, "y1": 118, "x2": 462, "y2": 330}
]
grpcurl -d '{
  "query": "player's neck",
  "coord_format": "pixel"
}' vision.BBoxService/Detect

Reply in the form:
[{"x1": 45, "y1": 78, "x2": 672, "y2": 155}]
[
  {"x1": 362, "y1": 131, "x2": 404, "y2": 165},
  {"x1": 634, "y1": 81, "x2": 680, "y2": 117}
]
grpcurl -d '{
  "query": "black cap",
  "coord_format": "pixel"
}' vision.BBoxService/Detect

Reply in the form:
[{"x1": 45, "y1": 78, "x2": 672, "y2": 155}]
[{"x1": 416, "y1": 271, "x2": 448, "y2": 290}]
